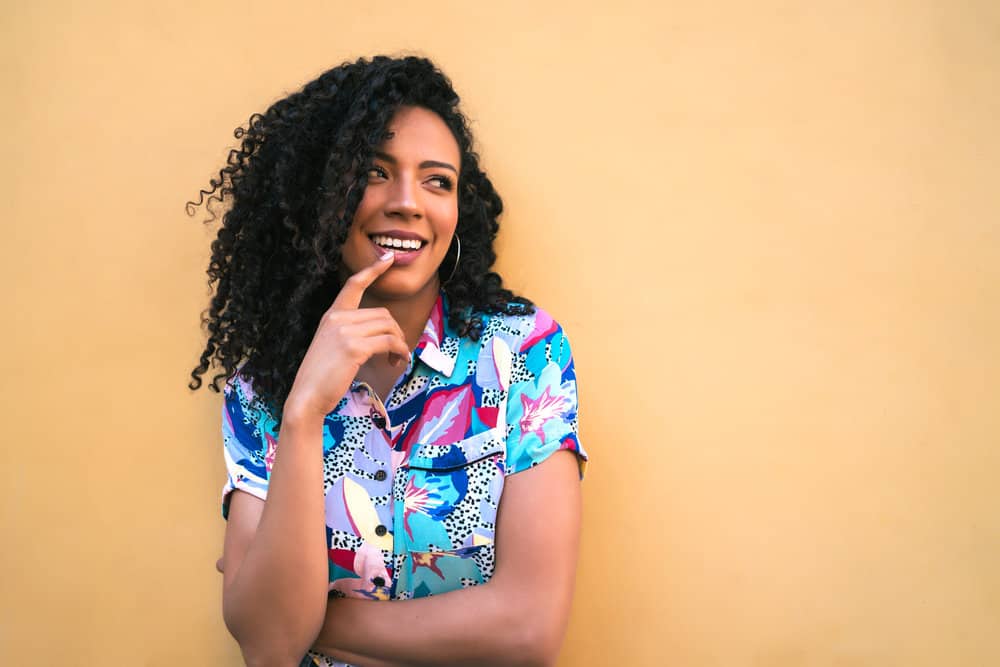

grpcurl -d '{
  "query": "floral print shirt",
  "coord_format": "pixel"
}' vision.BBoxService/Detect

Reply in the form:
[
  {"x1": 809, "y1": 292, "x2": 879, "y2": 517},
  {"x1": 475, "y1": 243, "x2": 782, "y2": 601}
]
[{"x1": 220, "y1": 294, "x2": 586, "y2": 666}]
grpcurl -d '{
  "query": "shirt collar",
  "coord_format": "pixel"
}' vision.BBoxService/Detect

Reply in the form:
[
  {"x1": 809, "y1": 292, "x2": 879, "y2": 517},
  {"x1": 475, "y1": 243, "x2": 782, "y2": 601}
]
[{"x1": 413, "y1": 292, "x2": 458, "y2": 377}]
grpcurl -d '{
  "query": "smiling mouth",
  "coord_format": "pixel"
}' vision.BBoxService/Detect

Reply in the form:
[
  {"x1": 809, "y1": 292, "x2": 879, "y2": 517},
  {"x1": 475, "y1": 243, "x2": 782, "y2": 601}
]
[{"x1": 369, "y1": 234, "x2": 426, "y2": 252}]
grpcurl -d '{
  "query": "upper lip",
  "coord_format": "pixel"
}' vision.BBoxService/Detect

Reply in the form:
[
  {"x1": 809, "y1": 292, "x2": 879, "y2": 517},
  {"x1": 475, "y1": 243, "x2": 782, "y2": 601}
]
[{"x1": 368, "y1": 229, "x2": 427, "y2": 242}]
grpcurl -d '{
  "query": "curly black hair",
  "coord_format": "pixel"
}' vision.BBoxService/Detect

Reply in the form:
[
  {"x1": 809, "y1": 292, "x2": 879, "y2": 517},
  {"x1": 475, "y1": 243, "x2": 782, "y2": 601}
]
[{"x1": 188, "y1": 55, "x2": 533, "y2": 412}]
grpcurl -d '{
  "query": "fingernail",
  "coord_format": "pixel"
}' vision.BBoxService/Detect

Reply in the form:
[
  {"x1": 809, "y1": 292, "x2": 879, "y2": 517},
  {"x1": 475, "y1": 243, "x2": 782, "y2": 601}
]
[{"x1": 379, "y1": 250, "x2": 394, "y2": 261}]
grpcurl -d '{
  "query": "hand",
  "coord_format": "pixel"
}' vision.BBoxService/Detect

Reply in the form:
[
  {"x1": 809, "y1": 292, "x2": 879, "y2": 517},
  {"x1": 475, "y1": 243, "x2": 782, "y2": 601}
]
[{"x1": 283, "y1": 252, "x2": 409, "y2": 423}]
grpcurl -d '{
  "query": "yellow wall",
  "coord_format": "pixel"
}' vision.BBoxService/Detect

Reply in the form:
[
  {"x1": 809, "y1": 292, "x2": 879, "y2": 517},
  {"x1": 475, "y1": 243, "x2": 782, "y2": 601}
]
[{"x1": 3, "y1": 1, "x2": 998, "y2": 664}]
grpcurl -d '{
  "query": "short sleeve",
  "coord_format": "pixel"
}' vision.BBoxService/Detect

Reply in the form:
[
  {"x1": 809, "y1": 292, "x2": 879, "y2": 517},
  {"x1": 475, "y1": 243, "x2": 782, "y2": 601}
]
[
  {"x1": 220, "y1": 374, "x2": 276, "y2": 519},
  {"x1": 505, "y1": 312, "x2": 588, "y2": 478}
]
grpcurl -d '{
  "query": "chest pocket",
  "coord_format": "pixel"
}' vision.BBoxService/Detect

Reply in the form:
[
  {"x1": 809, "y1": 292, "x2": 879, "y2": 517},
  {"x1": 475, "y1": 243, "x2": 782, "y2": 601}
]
[
  {"x1": 393, "y1": 331, "x2": 517, "y2": 597},
  {"x1": 398, "y1": 428, "x2": 505, "y2": 596},
  {"x1": 405, "y1": 427, "x2": 505, "y2": 545}
]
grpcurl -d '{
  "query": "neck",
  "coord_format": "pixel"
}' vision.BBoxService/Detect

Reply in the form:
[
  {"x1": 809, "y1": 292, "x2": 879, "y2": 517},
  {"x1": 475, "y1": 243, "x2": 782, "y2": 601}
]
[{"x1": 359, "y1": 279, "x2": 441, "y2": 350}]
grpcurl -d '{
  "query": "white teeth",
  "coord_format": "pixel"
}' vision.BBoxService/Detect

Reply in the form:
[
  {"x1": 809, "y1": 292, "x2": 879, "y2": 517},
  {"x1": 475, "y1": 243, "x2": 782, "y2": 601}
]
[{"x1": 372, "y1": 235, "x2": 423, "y2": 251}]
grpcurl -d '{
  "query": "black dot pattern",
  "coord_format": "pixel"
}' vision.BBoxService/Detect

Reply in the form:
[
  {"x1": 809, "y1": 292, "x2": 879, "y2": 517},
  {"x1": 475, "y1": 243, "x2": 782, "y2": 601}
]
[
  {"x1": 471, "y1": 544, "x2": 496, "y2": 578},
  {"x1": 222, "y1": 303, "x2": 581, "y2": 667},
  {"x1": 387, "y1": 374, "x2": 429, "y2": 408},
  {"x1": 437, "y1": 453, "x2": 503, "y2": 549}
]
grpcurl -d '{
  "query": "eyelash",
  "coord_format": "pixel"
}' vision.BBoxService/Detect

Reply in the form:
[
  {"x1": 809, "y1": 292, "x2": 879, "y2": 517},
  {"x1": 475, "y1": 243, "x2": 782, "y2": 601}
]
[
  {"x1": 367, "y1": 167, "x2": 453, "y2": 191},
  {"x1": 429, "y1": 175, "x2": 454, "y2": 191}
]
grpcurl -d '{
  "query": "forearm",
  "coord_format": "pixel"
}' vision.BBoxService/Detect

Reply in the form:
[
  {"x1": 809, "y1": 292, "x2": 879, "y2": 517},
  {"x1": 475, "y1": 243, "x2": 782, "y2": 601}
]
[
  {"x1": 314, "y1": 580, "x2": 555, "y2": 667},
  {"x1": 224, "y1": 414, "x2": 329, "y2": 664}
]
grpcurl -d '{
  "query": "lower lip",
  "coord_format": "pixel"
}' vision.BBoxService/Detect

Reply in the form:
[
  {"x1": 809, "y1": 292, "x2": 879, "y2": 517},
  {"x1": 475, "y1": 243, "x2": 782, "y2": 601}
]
[{"x1": 370, "y1": 238, "x2": 425, "y2": 267}]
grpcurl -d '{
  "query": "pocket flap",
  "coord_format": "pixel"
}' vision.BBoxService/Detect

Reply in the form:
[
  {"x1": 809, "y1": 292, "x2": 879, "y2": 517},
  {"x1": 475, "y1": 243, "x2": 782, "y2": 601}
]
[{"x1": 408, "y1": 428, "x2": 504, "y2": 471}]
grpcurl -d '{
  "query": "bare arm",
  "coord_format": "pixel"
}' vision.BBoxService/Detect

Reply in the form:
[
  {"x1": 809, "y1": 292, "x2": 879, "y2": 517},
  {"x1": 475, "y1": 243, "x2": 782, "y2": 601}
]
[
  {"x1": 222, "y1": 423, "x2": 327, "y2": 666},
  {"x1": 222, "y1": 253, "x2": 410, "y2": 666},
  {"x1": 225, "y1": 474, "x2": 414, "y2": 667},
  {"x1": 313, "y1": 449, "x2": 582, "y2": 667}
]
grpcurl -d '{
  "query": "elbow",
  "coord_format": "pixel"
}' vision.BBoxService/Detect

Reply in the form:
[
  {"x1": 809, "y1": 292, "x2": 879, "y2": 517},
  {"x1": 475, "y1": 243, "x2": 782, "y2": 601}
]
[
  {"x1": 228, "y1": 628, "x2": 307, "y2": 667},
  {"x1": 238, "y1": 648, "x2": 299, "y2": 667},
  {"x1": 223, "y1": 616, "x2": 294, "y2": 667},
  {"x1": 506, "y1": 612, "x2": 565, "y2": 667},
  {"x1": 223, "y1": 596, "x2": 323, "y2": 667},
  {"x1": 508, "y1": 633, "x2": 560, "y2": 667},
  {"x1": 488, "y1": 578, "x2": 570, "y2": 667}
]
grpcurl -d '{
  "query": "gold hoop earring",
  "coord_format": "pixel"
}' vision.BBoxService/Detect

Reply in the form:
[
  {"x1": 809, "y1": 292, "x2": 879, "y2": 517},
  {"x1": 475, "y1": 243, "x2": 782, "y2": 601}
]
[{"x1": 442, "y1": 234, "x2": 461, "y2": 286}]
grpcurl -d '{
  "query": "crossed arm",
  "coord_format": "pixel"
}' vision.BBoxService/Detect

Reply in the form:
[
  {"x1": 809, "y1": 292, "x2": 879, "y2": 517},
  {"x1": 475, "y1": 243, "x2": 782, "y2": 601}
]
[{"x1": 222, "y1": 448, "x2": 582, "y2": 667}]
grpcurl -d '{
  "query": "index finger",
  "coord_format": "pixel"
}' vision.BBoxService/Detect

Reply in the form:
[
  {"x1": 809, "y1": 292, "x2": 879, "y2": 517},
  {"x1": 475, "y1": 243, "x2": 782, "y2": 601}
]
[{"x1": 330, "y1": 250, "x2": 394, "y2": 311}]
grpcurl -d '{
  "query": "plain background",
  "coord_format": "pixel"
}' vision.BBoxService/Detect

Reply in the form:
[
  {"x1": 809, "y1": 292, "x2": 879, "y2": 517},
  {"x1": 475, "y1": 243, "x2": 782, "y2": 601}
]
[{"x1": 3, "y1": 1, "x2": 999, "y2": 665}]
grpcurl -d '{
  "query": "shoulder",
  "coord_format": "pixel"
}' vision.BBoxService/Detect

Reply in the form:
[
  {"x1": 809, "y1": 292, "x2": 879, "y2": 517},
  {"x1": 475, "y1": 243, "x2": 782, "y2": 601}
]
[
  {"x1": 222, "y1": 370, "x2": 280, "y2": 442},
  {"x1": 491, "y1": 305, "x2": 586, "y2": 477},
  {"x1": 479, "y1": 304, "x2": 573, "y2": 357}
]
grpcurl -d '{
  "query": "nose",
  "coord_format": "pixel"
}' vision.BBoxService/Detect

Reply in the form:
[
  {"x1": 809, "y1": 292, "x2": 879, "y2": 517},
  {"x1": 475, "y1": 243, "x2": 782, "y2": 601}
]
[{"x1": 385, "y1": 176, "x2": 422, "y2": 220}]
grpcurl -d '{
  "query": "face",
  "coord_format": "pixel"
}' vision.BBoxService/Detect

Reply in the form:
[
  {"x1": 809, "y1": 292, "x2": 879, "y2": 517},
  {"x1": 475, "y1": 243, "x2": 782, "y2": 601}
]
[{"x1": 340, "y1": 106, "x2": 461, "y2": 303}]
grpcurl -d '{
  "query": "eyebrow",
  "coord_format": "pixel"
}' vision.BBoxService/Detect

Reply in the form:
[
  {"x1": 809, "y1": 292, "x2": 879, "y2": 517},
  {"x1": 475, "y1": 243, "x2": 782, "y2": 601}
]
[{"x1": 374, "y1": 151, "x2": 458, "y2": 174}]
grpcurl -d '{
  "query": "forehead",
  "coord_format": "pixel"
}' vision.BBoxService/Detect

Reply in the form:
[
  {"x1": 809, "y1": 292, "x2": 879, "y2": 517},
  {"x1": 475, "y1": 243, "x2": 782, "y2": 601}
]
[{"x1": 381, "y1": 106, "x2": 460, "y2": 163}]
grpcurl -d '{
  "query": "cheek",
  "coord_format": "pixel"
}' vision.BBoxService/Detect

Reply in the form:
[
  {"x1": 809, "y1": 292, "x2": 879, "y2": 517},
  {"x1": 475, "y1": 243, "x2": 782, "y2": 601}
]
[
  {"x1": 434, "y1": 203, "x2": 460, "y2": 237},
  {"x1": 352, "y1": 197, "x2": 378, "y2": 225},
  {"x1": 340, "y1": 226, "x2": 371, "y2": 272}
]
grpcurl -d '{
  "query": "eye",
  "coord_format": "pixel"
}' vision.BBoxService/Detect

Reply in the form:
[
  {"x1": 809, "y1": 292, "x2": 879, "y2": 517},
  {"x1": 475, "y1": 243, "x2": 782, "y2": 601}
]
[
  {"x1": 428, "y1": 175, "x2": 454, "y2": 191},
  {"x1": 367, "y1": 165, "x2": 388, "y2": 180}
]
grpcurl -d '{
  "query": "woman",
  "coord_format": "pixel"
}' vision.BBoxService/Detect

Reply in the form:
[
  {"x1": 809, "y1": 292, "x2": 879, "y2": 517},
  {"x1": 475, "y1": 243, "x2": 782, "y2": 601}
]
[{"x1": 189, "y1": 56, "x2": 586, "y2": 667}]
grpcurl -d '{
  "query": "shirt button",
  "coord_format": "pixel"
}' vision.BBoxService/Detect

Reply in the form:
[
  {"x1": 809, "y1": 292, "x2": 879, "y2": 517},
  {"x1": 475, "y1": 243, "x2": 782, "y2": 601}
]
[
  {"x1": 375, "y1": 524, "x2": 388, "y2": 537},
  {"x1": 374, "y1": 470, "x2": 387, "y2": 481},
  {"x1": 373, "y1": 576, "x2": 386, "y2": 587}
]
